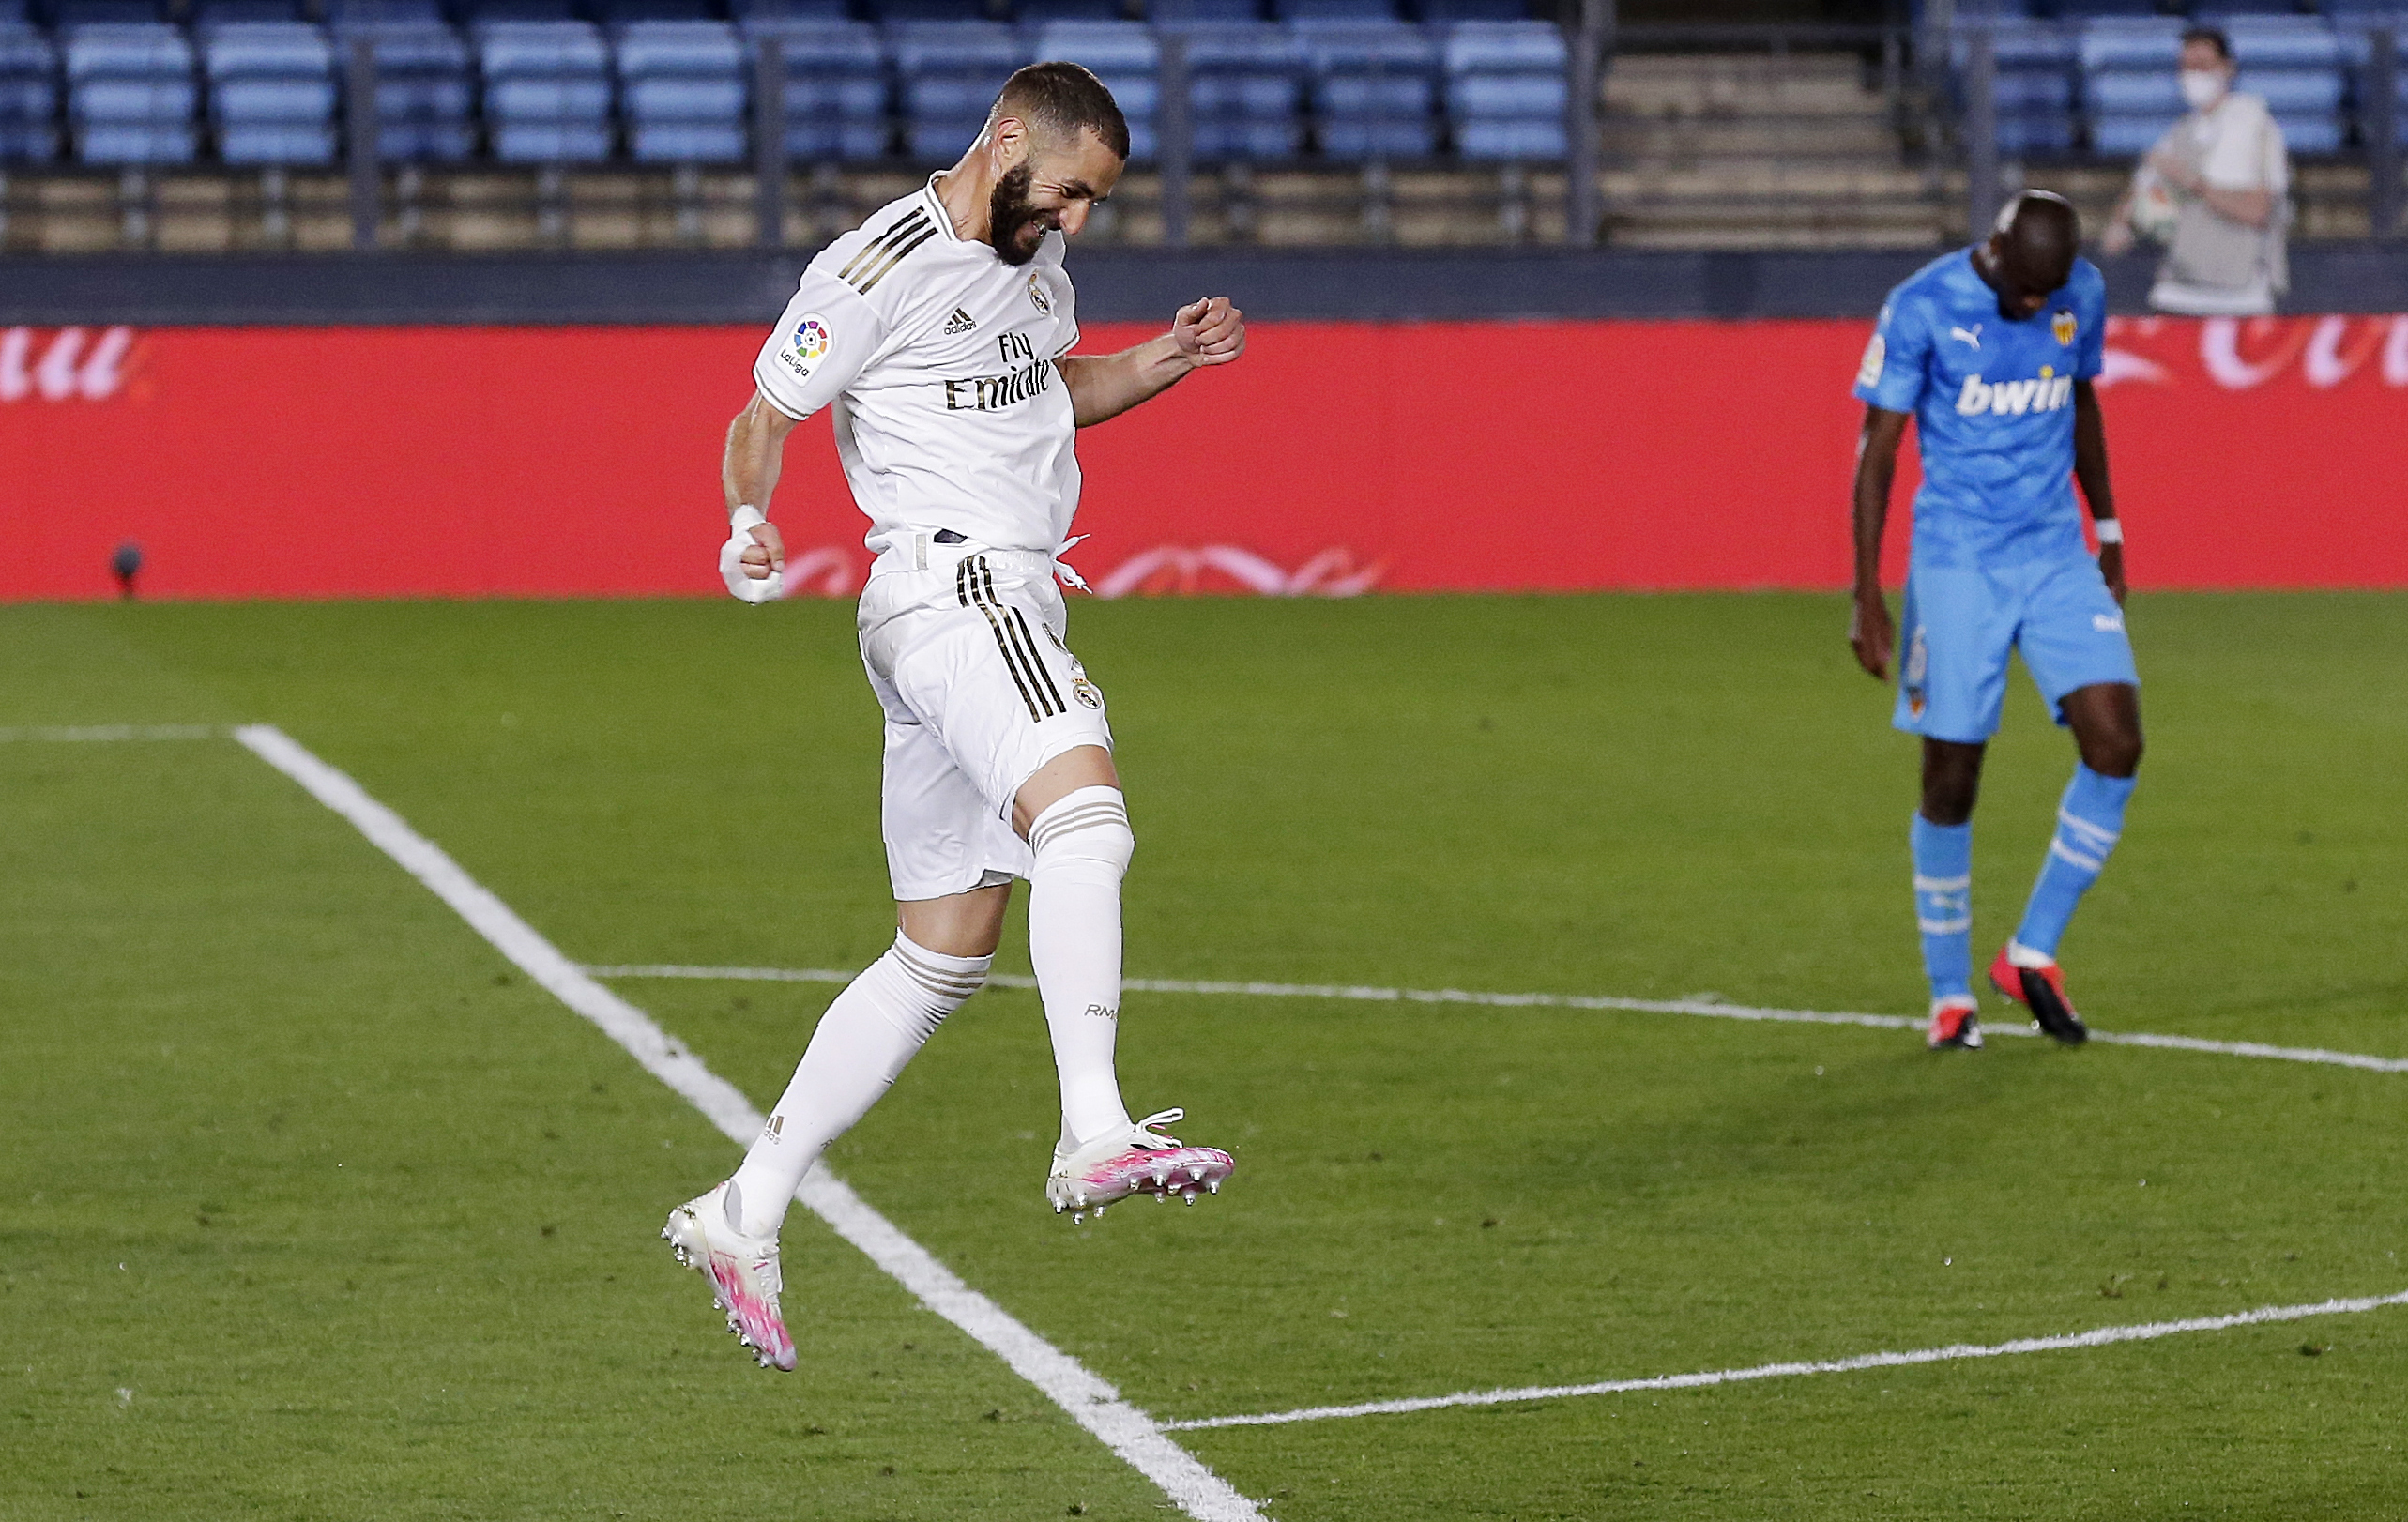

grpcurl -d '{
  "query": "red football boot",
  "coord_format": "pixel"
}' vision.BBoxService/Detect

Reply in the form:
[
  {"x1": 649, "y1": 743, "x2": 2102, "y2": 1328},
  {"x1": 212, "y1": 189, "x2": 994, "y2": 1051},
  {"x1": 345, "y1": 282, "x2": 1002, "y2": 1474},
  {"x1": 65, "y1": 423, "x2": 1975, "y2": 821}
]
[
  {"x1": 1927, "y1": 995, "x2": 1983, "y2": 1050},
  {"x1": 1988, "y1": 947, "x2": 2089, "y2": 1044}
]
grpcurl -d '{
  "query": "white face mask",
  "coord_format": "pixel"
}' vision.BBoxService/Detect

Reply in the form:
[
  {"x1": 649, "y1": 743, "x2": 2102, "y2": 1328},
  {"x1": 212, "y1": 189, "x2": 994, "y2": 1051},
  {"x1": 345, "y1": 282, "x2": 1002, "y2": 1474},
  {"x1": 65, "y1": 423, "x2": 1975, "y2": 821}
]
[{"x1": 2180, "y1": 68, "x2": 2228, "y2": 112}]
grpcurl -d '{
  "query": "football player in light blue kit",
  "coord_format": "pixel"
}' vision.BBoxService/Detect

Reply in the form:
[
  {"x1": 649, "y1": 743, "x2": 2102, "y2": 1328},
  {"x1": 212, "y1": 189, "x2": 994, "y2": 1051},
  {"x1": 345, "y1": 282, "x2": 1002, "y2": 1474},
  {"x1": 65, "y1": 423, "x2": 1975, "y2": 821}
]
[{"x1": 1848, "y1": 191, "x2": 2141, "y2": 1050}]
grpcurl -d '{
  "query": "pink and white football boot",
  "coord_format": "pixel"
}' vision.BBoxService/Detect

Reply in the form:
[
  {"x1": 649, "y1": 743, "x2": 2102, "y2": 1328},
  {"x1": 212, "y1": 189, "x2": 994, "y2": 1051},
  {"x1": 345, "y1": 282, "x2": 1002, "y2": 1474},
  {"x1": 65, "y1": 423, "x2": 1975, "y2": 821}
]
[
  {"x1": 663, "y1": 1181, "x2": 797, "y2": 1372},
  {"x1": 1045, "y1": 1108, "x2": 1234, "y2": 1224}
]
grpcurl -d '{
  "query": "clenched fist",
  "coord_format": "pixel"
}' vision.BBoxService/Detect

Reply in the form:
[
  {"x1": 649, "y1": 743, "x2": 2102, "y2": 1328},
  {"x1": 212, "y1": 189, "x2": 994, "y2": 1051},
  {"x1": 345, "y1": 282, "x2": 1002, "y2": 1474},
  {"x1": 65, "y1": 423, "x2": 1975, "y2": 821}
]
[{"x1": 1171, "y1": 297, "x2": 1246, "y2": 368}]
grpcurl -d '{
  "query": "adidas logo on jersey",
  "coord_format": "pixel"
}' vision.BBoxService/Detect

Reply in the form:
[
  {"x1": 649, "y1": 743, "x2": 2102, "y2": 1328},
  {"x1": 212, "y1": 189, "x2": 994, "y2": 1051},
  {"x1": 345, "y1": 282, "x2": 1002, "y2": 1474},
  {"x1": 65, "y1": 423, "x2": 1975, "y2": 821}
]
[
  {"x1": 1956, "y1": 370, "x2": 2074, "y2": 418},
  {"x1": 943, "y1": 308, "x2": 978, "y2": 335}
]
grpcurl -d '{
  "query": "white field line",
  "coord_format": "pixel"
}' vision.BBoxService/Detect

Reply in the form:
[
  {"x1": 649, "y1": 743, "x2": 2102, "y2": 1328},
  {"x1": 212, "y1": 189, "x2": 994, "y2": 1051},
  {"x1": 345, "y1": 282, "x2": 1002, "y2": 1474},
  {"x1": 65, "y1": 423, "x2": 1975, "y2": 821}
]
[
  {"x1": 0, "y1": 723, "x2": 222, "y2": 742},
  {"x1": 581, "y1": 966, "x2": 2408, "y2": 1077},
  {"x1": 1160, "y1": 1287, "x2": 2408, "y2": 1431},
  {"x1": 232, "y1": 726, "x2": 1265, "y2": 1522}
]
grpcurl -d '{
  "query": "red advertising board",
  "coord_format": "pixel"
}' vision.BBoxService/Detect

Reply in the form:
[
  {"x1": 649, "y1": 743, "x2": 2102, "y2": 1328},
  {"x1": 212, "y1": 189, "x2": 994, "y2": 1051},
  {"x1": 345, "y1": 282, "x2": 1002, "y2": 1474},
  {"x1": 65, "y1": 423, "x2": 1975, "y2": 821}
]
[{"x1": 3, "y1": 314, "x2": 2403, "y2": 601}]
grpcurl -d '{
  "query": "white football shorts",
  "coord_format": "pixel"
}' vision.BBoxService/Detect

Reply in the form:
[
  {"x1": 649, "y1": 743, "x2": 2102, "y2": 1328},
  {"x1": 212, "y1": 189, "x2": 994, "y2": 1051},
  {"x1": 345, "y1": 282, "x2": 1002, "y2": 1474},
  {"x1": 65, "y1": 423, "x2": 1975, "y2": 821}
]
[{"x1": 856, "y1": 545, "x2": 1114, "y2": 903}]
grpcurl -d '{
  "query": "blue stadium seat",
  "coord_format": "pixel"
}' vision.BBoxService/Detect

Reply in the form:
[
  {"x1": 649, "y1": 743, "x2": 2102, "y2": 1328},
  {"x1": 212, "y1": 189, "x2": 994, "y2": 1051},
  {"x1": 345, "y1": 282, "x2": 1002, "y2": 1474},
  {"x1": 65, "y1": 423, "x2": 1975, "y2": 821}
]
[
  {"x1": 889, "y1": 18, "x2": 1017, "y2": 160},
  {"x1": 743, "y1": 15, "x2": 889, "y2": 159},
  {"x1": 1030, "y1": 19, "x2": 1154, "y2": 156},
  {"x1": 1166, "y1": 20, "x2": 1299, "y2": 159},
  {"x1": 479, "y1": 19, "x2": 613, "y2": 160},
  {"x1": 2228, "y1": 17, "x2": 2345, "y2": 154},
  {"x1": 2079, "y1": 16, "x2": 2181, "y2": 154},
  {"x1": 1298, "y1": 21, "x2": 1434, "y2": 159},
  {"x1": 66, "y1": 22, "x2": 195, "y2": 162},
  {"x1": 1442, "y1": 19, "x2": 1562, "y2": 160},
  {"x1": 346, "y1": 23, "x2": 476, "y2": 160},
  {"x1": 0, "y1": 22, "x2": 58, "y2": 161},
  {"x1": 203, "y1": 22, "x2": 337, "y2": 164},
  {"x1": 617, "y1": 18, "x2": 745, "y2": 161},
  {"x1": 1955, "y1": 21, "x2": 2078, "y2": 154}
]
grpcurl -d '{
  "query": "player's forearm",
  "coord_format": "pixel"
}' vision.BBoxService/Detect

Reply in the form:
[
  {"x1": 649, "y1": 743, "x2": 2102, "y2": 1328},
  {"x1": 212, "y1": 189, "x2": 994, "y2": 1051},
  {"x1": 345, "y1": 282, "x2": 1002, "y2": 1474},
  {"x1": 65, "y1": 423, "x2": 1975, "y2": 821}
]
[
  {"x1": 1060, "y1": 339, "x2": 1194, "y2": 428},
  {"x1": 1851, "y1": 474, "x2": 1891, "y2": 595},
  {"x1": 722, "y1": 393, "x2": 798, "y2": 518},
  {"x1": 2072, "y1": 384, "x2": 2115, "y2": 523},
  {"x1": 1851, "y1": 413, "x2": 1904, "y2": 594}
]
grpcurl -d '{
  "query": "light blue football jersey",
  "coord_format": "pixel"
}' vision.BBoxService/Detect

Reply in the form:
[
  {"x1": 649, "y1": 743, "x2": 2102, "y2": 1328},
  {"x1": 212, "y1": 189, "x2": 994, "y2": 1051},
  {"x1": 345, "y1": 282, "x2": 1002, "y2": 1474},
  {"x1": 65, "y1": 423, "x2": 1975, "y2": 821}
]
[{"x1": 1852, "y1": 249, "x2": 2107, "y2": 569}]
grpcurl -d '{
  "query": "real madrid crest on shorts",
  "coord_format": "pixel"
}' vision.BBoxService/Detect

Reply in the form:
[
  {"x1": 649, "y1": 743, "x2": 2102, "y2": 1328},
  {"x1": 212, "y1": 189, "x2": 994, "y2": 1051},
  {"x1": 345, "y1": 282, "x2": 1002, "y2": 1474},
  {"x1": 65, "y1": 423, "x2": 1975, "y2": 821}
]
[
  {"x1": 1072, "y1": 676, "x2": 1104, "y2": 710},
  {"x1": 1027, "y1": 273, "x2": 1053, "y2": 315},
  {"x1": 2050, "y1": 310, "x2": 2077, "y2": 346}
]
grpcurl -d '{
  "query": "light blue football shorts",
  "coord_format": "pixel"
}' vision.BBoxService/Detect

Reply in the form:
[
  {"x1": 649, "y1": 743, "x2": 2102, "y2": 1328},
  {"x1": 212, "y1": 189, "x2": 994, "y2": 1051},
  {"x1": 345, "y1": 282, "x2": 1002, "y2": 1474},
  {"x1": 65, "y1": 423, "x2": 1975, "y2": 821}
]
[{"x1": 1894, "y1": 555, "x2": 2140, "y2": 743}]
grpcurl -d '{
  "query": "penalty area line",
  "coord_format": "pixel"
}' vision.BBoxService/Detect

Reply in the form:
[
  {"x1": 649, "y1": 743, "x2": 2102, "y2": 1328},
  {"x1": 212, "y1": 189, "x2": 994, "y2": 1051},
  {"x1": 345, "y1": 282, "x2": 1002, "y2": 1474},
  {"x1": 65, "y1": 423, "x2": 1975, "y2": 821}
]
[
  {"x1": 582, "y1": 965, "x2": 2408, "y2": 1077},
  {"x1": 1160, "y1": 1287, "x2": 2408, "y2": 1431},
  {"x1": 231, "y1": 725, "x2": 1267, "y2": 1522},
  {"x1": 0, "y1": 723, "x2": 225, "y2": 742}
]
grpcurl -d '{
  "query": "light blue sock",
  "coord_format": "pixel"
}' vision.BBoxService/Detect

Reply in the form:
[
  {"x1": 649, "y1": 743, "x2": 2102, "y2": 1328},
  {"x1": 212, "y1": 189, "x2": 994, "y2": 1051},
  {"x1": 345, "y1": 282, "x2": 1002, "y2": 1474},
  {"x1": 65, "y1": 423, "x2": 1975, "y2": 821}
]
[
  {"x1": 2014, "y1": 764, "x2": 2137, "y2": 959},
  {"x1": 1911, "y1": 813, "x2": 1974, "y2": 1001}
]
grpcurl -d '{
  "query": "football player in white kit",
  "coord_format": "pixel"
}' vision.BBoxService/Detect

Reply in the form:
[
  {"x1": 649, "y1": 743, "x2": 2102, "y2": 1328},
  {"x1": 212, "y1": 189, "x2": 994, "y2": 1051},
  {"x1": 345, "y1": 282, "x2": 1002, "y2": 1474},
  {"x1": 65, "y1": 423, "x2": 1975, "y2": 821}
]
[{"x1": 663, "y1": 62, "x2": 1248, "y2": 1371}]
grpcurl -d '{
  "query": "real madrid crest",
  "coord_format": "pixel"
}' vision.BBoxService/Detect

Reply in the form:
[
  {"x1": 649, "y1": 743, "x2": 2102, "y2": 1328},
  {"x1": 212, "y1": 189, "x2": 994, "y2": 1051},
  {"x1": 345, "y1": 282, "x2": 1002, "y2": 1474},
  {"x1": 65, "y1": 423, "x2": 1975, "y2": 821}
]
[
  {"x1": 1072, "y1": 677, "x2": 1104, "y2": 710},
  {"x1": 1027, "y1": 273, "x2": 1053, "y2": 315},
  {"x1": 2050, "y1": 310, "x2": 2077, "y2": 346}
]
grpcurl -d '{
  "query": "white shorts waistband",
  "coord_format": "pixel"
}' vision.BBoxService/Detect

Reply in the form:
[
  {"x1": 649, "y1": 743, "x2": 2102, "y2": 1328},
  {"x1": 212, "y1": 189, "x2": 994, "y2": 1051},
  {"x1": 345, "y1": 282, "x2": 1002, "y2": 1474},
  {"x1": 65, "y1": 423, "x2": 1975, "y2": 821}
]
[{"x1": 871, "y1": 534, "x2": 1060, "y2": 581}]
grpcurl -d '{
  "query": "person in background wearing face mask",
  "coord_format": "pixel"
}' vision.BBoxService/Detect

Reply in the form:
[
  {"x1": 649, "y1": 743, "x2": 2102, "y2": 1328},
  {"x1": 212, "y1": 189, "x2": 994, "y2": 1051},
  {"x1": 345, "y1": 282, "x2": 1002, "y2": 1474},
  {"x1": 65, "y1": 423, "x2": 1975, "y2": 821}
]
[{"x1": 2100, "y1": 25, "x2": 2291, "y2": 316}]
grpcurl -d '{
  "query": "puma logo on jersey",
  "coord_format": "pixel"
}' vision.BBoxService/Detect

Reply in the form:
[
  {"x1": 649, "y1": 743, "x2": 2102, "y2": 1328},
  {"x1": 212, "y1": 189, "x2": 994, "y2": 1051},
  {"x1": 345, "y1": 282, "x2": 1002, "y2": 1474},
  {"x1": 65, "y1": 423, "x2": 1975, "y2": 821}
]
[
  {"x1": 1956, "y1": 371, "x2": 2074, "y2": 417},
  {"x1": 1948, "y1": 324, "x2": 1983, "y2": 350},
  {"x1": 942, "y1": 307, "x2": 978, "y2": 335}
]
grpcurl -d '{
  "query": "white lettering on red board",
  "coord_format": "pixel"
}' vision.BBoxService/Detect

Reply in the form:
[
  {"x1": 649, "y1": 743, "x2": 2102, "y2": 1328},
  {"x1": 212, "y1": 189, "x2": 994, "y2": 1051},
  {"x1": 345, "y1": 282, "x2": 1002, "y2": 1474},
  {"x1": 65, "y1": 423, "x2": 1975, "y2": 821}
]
[
  {"x1": 2100, "y1": 314, "x2": 2408, "y2": 392},
  {"x1": 1, "y1": 327, "x2": 138, "y2": 403}
]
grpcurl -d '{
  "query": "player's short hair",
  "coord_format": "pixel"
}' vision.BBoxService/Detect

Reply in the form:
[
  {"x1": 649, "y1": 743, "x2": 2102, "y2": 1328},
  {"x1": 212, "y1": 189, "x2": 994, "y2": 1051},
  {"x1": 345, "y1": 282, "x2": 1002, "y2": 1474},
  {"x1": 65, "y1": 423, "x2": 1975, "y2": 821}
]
[
  {"x1": 992, "y1": 61, "x2": 1131, "y2": 160},
  {"x1": 2180, "y1": 25, "x2": 2233, "y2": 63}
]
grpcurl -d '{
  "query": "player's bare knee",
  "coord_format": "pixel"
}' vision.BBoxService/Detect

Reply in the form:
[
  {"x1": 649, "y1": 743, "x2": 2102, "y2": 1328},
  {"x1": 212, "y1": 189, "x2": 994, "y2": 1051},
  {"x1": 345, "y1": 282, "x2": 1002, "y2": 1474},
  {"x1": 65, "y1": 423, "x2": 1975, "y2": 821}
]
[
  {"x1": 1919, "y1": 742, "x2": 1984, "y2": 826},
  {"x1": 1029, "y1": 786, "x2": 1135, "y2": 879},
  {"x1": 2082, "y1": 729, "x2": 2143, "y2": 779}
]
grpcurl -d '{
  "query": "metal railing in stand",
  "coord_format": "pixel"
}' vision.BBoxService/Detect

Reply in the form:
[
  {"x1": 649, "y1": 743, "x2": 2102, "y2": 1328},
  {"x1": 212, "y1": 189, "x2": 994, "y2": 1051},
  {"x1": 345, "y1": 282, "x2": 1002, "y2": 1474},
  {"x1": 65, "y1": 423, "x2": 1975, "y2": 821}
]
[
  {"x1": 754, "y1": 35, "x2": 787, "y2": 250},
  {"x1": 1158, "y1": 31, "x2": 1191, "y2": 249},
  {"x1": 2369, "y1": 26, "x2": 2400, "y2": 240},
  {"x1": 1566, "y1": 11, "x2": 1603, "y2": 248},
  {"x1": 1959, "y1": 23, "x2": 1998, "y2": 236},
  {"x1": 347, "y1": 35, "x2": 379, "y2": 251}
]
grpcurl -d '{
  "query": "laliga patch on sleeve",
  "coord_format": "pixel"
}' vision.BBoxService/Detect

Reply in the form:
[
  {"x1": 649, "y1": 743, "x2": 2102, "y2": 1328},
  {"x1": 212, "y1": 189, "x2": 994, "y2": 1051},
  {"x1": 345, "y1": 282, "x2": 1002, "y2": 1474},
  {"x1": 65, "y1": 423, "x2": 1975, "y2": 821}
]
[
  {"x1": 782, "y1": 313, "x2": 832, "y2": 378},
  {"x1": 1856, "y1": 332, "x2": 1886, "y2": 388}
]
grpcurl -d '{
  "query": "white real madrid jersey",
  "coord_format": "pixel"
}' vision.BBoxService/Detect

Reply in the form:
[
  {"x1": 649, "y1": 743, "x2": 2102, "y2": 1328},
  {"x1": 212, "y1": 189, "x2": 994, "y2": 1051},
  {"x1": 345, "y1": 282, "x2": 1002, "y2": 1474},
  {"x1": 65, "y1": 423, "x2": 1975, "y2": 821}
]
[{"x1": 753, "y1": 177, "x2": 1083, "y2": 557}]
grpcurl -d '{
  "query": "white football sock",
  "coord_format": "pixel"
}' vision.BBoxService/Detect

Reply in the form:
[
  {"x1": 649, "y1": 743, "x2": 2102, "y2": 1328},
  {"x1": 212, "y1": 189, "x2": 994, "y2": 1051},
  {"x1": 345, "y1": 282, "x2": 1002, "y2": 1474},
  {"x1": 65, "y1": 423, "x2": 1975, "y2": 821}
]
[
  {"x1": 724, "y1": 933, "x2": 989, "y2": 1237},
  {"x1": 1027, "y1": 785, "x2": 1136, "y2": 1151}
]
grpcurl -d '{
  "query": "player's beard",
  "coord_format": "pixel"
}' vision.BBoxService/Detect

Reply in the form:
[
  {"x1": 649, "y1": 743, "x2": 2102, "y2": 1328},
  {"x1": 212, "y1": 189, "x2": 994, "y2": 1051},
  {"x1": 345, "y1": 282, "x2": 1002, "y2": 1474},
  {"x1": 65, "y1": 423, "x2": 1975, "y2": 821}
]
[{"x1": 986, "y1": 164, "x2": 1054, "y2": 266}]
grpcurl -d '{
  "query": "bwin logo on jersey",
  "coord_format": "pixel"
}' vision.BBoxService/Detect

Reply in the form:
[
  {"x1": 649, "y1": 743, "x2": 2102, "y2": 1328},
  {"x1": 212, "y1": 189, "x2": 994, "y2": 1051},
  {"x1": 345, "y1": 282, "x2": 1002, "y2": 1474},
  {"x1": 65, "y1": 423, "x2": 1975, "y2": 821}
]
[{"x1": 1956, "y1": 369, "x2": 2074, "y2": 418}]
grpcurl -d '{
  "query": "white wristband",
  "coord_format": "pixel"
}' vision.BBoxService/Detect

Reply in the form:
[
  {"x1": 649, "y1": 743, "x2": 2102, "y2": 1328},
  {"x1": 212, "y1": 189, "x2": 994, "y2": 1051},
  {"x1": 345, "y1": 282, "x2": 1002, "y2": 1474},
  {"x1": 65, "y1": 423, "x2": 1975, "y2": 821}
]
[
  {"x1": 720, "y1": 505, "x2": 779, "y2": 603},
  {"x1": 2094, "y1": 519, "x2": 2123, "y2": 545}
]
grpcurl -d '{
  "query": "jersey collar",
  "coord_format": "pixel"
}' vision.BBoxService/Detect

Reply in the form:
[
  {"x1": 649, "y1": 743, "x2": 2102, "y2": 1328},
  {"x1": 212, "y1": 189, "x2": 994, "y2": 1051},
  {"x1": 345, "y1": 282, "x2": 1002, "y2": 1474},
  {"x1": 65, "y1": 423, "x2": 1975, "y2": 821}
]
[{"x1": 920, "y1": 175, "x2": 963, "y2": 242}]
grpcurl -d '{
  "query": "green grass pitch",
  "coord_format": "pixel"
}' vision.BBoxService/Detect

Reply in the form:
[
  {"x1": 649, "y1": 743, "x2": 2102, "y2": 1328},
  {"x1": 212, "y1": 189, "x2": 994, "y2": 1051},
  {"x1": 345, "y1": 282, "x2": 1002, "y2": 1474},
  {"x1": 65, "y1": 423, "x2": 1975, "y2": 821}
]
[{"x1": 3, "y1": 591, "x2": 2403, "y2": 1520}]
